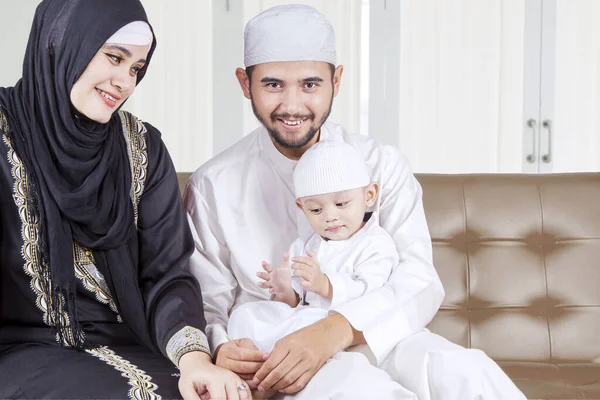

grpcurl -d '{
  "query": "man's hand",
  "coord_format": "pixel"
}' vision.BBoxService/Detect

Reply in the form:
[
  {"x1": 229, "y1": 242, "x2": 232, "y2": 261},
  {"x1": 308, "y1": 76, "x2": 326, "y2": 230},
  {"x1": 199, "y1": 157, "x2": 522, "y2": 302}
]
[
  {"x1": 251, "y1": 313, "x2": 357, "y2": 394},
  {"x1": 215, "y1": 338, "x2": 269, "y2": 388},
  {"x1": 292, "y1": 250, "x2": 332, "y2": 299}
]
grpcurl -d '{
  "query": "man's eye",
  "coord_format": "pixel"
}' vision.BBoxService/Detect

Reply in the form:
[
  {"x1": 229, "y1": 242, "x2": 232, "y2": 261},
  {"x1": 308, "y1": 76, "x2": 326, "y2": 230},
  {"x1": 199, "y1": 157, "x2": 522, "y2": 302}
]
[
  {"x1": 305, "y1": 82, "x2": 316, "y2": 89},
  {"x1": 267, "y1": 83, "x2": 281, "y2": 89}
]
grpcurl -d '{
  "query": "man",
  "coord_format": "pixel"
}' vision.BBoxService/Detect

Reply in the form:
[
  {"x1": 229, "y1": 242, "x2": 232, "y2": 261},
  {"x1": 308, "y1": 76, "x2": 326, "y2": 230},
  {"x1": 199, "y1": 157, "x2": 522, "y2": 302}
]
[{"x1": 184, "y1": 4, "x2": 525, "y2": 399}]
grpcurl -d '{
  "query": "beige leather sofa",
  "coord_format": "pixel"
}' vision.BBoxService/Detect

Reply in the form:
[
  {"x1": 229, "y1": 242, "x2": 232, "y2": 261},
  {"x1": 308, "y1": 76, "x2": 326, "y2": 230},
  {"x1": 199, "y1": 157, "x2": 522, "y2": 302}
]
[{"x1": 177, "y1": 172, "x2": 600, "y2": 399}]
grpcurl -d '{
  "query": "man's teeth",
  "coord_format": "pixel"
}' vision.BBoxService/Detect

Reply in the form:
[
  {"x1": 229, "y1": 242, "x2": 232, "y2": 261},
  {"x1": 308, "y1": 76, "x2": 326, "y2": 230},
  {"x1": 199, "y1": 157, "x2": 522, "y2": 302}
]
[
  {"x1": 283, "y1": 120, "x2": 303, "y2": 126},
  {"x1": 98, "y1": 89, "x2": 116, "y2": 102}
]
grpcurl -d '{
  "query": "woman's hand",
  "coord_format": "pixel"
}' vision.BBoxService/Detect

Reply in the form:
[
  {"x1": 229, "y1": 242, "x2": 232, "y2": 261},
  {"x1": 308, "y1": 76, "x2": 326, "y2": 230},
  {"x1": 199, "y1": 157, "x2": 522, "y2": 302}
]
[{"x1": 178, "y1": 351, "x2": 253, "y2": 400}]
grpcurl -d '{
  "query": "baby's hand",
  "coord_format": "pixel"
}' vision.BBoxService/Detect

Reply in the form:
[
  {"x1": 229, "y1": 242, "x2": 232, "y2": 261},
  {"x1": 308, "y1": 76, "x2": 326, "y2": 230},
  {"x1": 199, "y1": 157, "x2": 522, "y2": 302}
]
[
  {"x1": 291, "y1": 250, "x2": 331, "y2": 299},
  {"x1": 257, "y1": 252, "x2": 293, "y2": 294}
]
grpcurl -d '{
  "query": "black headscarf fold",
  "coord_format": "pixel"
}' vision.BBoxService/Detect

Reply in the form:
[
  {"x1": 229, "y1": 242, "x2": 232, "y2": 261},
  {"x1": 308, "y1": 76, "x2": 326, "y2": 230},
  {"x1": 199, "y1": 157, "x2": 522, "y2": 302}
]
[{"x1": 0, "y1": 0, "x2": 156, "y2": 349}]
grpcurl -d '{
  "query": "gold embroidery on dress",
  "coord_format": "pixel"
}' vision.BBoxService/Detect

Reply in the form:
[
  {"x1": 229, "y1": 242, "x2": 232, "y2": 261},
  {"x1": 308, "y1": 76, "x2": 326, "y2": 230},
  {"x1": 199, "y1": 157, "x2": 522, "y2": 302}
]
[
  {"x1": 73, "y1": 244, "x2": 122, "y2": 323},
  {"x1": 119, "y1": 110, "x2": 148, "y2": 228},
  {"x1": 86, "y1": 346, "x2": 161, "y2": 400},
  {"x1": 3, "y1": 109, "x2": 148, "y2": 342},
  {"x1": 1, "y1": 110, "x2": 80, "y2": 347}
]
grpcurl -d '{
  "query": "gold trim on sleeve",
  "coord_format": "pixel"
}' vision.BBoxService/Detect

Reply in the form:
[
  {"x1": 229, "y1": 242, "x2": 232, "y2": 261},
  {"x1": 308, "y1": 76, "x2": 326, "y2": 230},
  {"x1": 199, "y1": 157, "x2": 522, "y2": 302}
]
[{"x1": 166, "y1": 326, "x2": 211, "y2": 367}]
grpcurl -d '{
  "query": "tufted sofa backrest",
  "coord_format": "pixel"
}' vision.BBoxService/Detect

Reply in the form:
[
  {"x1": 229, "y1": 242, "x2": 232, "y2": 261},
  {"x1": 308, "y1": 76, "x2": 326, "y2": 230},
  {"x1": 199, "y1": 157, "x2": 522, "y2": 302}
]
[{"x1": 421, "y1": 173, "x2": 600, "y2": 363}]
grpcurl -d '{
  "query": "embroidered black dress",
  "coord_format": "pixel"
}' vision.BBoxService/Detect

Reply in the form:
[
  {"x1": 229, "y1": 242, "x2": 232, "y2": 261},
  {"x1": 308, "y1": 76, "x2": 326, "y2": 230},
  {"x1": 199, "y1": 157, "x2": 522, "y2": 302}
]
[{"x1": 0, "y1": 109, "x2": 210, "y2": 399}]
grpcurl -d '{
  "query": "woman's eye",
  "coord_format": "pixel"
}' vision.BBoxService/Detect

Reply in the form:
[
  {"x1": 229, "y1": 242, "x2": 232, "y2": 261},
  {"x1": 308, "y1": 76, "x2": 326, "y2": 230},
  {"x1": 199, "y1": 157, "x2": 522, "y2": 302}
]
[{"x1": 107, "y1": 54, "x2": 123, "y2": 63}]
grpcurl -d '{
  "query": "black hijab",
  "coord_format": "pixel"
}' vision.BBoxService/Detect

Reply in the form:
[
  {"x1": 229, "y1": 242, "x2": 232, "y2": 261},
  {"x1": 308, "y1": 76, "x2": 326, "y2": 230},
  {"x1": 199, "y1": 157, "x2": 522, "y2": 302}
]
[{"x1": 0, "y1": 0, "x2": 157, "y2": 349}]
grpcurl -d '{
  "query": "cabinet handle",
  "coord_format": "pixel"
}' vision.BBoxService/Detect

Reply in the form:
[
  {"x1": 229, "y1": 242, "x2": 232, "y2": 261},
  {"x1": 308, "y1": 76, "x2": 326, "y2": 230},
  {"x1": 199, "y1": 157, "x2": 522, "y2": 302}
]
[
  {"x1": 542, "y1": 120, "x2": 552, "y2": 163},
  {"x1": 526, "y1": 118, "x2": 537, "y2": 163}
]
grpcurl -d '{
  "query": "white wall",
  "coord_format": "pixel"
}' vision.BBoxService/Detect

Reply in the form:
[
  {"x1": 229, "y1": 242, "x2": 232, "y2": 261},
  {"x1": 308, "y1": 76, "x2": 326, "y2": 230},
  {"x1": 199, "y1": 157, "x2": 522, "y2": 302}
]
[
  {"x1": 125, "y1": 0, "x2": 214, "y2": 172},
  {"x1": 0, "y1": 1, "x2": 39, "y2": 88}
]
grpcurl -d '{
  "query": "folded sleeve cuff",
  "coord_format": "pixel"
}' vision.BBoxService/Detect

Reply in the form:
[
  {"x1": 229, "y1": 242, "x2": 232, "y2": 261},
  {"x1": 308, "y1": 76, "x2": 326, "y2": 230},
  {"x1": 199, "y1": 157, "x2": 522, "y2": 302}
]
[
  {"x1": 206, "y1": 323, "x2": 231, "y2": 356},
  {"x1": 325, "y1": 272, "x2": 348, "y2": 309},
  {"x1": 166, "y1": 326, "x2": 211, "y2": 367},
  {"x1": 333, "y1": 291, "x2": 412, "y2": 364},
  {"x1": 362, "y1": 310, "x2": 412, "y2": 364}
]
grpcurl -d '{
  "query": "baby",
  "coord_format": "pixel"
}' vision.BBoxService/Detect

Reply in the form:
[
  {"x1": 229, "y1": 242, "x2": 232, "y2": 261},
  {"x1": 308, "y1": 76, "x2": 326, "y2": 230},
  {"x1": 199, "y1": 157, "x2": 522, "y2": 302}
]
[
  {"x1": 228, "y1": 140, "x2": 398, "y2": 353},
  {"x1": 227, "y1": 140, "x2": 414, "y2": 399}
]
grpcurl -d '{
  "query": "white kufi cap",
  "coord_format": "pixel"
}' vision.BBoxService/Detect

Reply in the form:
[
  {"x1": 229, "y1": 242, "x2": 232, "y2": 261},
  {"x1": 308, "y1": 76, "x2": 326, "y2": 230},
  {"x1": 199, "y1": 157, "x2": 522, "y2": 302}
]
[
  {"x1": 244, "y1": 4, "x2": 336, "y2": 67},
  {"x1": 106, "y1": 21, "x2": 153, "y2": 46},
  {"x1": 293, "y1": 141, "x2": 370, "y2": 199}
]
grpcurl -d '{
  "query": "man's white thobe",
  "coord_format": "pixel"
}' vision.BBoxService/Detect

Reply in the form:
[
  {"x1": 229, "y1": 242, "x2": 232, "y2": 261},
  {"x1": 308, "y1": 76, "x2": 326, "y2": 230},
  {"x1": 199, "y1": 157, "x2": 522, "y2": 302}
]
[{"x1": 184, "y1": 122, "x2": 526, "y2": 400}]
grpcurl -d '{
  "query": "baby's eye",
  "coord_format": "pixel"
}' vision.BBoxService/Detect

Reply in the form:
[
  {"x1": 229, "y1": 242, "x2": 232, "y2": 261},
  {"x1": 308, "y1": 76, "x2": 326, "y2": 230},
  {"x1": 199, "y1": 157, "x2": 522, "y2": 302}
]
[
  {"x1": 336, "y1": 202, "x2": 348, "y2": 207},
  {"x1": 310, "y1": 208, "x2": 322, "y2": 214}
]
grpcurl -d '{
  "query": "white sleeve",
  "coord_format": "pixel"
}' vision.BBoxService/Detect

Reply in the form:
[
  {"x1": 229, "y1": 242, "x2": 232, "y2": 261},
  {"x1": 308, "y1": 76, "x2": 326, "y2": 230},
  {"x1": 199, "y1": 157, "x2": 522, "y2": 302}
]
[
  {"x1": 319, "y1": 234, "x2": 397, "y2": 310},
  {"x1": 333, "y1": 146, "x2": 445, "y2": 365},
  {"x1": 184, "y1": 178, "x2": 235, "y2": 354}
]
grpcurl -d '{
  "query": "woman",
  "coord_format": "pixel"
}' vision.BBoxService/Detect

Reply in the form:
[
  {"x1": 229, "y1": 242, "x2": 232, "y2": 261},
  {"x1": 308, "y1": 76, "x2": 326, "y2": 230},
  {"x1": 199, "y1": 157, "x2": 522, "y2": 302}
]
[{"x1": 0, "y1": 0, "x2": 249, "y2": 398}]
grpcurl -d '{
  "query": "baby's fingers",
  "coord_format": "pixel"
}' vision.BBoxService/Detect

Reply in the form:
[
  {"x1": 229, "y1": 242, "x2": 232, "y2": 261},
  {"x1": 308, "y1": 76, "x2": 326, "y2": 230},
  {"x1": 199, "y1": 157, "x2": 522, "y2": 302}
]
[
  {"x1": 291, "y1": 257, "x2": 316, "y2": 268},
  {"x1": 262, "y1": 261, "x2": 274, "y2": 273},
  {"x1": 257, "y1": 281, "x2": 272, "y2": 289},
  {"x1": 257, "y1": 271, "x2": 270, "y2": 281},
  {"x1": 306, "y1": 250, "x2": 317, "y2": 258},
  {"x1": 300, "y1": 279, "x2": 314, "y2": 289}
]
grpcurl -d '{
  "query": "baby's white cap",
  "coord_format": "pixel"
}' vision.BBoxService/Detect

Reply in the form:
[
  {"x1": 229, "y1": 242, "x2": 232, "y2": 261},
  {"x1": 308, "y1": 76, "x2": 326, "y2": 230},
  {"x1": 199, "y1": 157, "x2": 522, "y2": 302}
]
[{"x1": 293, "y1": 141, "x2": 370, "y2": 199}]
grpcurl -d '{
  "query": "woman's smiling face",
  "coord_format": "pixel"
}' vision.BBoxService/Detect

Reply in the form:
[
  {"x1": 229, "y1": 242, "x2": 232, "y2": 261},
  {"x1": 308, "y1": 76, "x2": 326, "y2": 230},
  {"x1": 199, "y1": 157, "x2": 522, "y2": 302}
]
[{"x1": 70, "y1": 43, "x2": 149, "y2": 123}]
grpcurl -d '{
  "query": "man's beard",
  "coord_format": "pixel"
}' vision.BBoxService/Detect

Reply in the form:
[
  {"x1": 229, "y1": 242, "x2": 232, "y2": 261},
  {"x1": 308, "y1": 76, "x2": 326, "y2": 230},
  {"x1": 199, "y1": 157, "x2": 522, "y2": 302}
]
[{"x1": 250, "y1": 95, "x2": 333, "y2": 149}]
